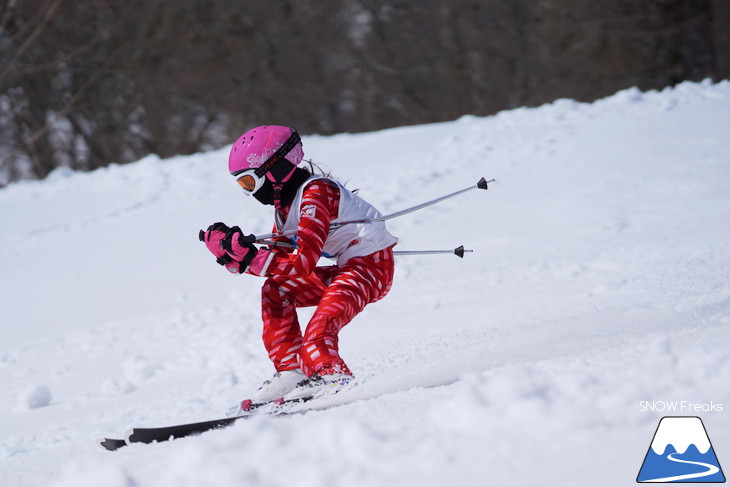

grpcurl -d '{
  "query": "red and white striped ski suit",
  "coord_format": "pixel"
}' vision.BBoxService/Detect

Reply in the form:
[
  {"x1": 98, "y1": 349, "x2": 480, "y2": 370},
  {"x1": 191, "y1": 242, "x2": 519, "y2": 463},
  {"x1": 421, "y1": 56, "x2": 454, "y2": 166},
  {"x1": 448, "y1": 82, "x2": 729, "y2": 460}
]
[{"x1": 248, "y1": 178, "x2": 396, "y2": 376}]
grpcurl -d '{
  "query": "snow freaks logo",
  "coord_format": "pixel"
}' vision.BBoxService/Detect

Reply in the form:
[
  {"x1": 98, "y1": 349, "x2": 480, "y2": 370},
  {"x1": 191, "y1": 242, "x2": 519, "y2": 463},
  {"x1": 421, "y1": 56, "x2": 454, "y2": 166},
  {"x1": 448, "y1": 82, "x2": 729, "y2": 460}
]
[
  {"x1": 640, "y1": 401, "x2": 724, "y2": 413},
  {"x1": 637, "y1": 416, "x2": 726, "y2": 483}
]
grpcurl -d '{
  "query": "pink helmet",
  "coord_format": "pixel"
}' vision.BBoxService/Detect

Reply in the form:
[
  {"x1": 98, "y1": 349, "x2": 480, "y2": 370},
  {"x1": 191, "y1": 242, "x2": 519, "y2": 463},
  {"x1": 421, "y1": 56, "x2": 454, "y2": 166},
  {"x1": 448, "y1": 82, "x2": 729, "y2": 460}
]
[{"x1": 228, "y1": 125, "x2": 304, "y2": 176}]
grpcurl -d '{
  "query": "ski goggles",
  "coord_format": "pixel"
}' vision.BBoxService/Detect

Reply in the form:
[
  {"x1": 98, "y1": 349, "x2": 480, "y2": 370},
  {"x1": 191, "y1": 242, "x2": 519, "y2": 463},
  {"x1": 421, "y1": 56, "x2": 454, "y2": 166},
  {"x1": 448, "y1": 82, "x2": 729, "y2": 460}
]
[
  {"x1": 232, "y1": 131, "x2": 302, "y2": 195},
  {"x1": 235, "y1": 169, "x2": 266, "y2": 195}
]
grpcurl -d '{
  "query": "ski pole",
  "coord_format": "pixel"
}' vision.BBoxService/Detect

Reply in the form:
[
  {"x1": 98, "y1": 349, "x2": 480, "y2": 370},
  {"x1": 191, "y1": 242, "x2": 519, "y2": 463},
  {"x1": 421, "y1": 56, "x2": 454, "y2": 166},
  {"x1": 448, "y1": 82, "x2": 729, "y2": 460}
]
[
  {"x1": 360, "y1": 177, "x2": 493, "y2": 225},
  {"x1": 249, "y1": 177, "x2": 494, "y2": 243},
  {"x1": 256, "y1": 242, "x2": 473, "y2": 257},
  {"x1": 394, "y1": 246, "x2": 472, "y2": 258}
]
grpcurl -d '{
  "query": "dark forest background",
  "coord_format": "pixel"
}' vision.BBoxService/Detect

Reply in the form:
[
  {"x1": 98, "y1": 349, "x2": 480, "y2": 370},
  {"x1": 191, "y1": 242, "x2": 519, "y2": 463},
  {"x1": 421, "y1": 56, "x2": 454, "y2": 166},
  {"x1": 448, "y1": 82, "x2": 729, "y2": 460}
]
[{"x1": 1, "y1": 0, "x2": 728, "y2": 185}]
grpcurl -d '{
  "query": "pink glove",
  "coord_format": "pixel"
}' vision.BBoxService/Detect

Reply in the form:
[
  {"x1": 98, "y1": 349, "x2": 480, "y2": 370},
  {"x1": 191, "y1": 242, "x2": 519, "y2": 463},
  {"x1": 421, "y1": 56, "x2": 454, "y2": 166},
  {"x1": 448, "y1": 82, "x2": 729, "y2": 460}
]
[
  {"x1": 220, "y1": 226, "x2": 257, "y2": 274},
  {"x1": 199, "y1": 222, "x2": 229, "y2": 262}
]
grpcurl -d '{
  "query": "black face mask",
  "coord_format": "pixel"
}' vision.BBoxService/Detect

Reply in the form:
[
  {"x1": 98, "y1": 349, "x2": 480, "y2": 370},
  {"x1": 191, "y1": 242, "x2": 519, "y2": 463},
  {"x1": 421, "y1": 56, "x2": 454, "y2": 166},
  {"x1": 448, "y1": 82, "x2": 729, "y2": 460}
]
[{"x1": 252, "y1": 167, "x2": 311, "y2": 207}]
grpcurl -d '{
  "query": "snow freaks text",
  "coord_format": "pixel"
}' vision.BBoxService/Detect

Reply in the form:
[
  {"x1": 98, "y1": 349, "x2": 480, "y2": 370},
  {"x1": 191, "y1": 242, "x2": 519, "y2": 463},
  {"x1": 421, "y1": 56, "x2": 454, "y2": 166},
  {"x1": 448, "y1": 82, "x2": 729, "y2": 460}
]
[{"x1": 639, "y1": 401, "x2": 724, "y2": 413}]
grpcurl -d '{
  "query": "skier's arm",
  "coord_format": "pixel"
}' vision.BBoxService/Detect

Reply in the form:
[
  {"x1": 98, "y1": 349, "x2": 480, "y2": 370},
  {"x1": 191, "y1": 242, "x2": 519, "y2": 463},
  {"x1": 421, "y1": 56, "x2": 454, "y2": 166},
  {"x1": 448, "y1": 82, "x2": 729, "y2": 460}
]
[{"x1": 247, "y1": 180, "x2": 340, "y2": 277}]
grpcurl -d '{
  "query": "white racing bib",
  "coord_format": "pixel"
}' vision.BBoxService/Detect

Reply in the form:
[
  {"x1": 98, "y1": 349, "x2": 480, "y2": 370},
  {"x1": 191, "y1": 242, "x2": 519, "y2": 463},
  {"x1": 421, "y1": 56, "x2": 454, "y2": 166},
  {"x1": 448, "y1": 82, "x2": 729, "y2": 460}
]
[{"x1": 280, "y1": 176, "x2": 398, "y2": 266}]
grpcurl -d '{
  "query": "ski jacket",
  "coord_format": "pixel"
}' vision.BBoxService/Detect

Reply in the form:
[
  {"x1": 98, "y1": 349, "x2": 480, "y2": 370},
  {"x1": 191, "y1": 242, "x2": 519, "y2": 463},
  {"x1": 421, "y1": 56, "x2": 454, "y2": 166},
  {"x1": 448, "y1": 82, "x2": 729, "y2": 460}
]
[{"x1": 249, "y1": 176, "x2": 398, "y2": 277}]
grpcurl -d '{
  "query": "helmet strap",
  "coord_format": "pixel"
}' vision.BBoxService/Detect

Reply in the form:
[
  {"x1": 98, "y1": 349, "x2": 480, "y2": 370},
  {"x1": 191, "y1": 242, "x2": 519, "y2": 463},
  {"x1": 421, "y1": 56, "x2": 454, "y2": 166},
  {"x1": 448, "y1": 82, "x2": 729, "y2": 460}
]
[{"x1": 273, "y1": 184, "x2": 283, "y2": 212}]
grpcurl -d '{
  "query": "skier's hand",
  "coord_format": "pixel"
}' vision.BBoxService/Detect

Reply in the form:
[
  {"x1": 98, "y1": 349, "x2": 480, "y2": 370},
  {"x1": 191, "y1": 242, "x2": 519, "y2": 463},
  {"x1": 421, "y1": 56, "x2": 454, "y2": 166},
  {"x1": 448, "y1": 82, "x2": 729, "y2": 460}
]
[
  {"x1": 220, "y1": 226, "x2": 257, "y2": 274},
  {"x1": 199, "y1": 222, "x2": 230, "y2": 261}
]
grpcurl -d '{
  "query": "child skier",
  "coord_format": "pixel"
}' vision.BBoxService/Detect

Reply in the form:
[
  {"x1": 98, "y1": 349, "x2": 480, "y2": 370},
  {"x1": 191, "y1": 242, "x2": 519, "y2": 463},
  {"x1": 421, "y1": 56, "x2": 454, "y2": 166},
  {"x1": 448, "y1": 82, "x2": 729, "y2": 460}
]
[{"x1": 200, "y1": 125, "x2": 398, "y2": 403}]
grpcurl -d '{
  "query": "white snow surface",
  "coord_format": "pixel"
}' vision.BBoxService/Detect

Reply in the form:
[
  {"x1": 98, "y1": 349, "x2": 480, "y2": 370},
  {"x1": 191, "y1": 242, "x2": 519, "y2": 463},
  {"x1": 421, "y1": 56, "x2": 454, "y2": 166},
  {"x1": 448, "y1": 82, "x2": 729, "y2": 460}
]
[{"x1": 1, "y1": 80, "x2": 730, "y2": 486}]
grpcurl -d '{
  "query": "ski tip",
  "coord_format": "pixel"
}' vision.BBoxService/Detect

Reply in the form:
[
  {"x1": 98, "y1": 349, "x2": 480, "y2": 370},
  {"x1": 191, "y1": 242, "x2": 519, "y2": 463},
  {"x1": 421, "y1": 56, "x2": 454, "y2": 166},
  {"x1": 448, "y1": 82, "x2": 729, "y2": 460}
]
[{"x1": 97, "y1": 437, "x2": 127, "y2": 452}]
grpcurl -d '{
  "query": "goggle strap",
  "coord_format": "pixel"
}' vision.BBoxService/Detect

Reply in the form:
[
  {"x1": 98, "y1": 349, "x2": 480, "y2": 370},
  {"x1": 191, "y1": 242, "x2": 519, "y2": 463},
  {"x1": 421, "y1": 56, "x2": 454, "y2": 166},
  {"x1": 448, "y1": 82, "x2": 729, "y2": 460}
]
[{"x1": 254, "y1": 131, "x2": 301, "y2": 178}]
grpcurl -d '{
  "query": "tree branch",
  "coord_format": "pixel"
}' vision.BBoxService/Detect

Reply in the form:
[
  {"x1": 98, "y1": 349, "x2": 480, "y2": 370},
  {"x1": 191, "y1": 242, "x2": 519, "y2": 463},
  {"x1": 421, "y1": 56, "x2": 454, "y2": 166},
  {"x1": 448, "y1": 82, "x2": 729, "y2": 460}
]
[{"x1": 0, "y1": 0, "x2": 65, "y2": 84}]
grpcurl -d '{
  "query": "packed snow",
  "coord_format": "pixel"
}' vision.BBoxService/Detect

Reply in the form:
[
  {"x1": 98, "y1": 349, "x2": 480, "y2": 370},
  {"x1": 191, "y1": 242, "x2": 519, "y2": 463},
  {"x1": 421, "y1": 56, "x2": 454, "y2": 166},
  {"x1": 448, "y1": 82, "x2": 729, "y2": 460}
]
[{"x1": 1, "y1": 80, "x2": 729, "y2": 486}]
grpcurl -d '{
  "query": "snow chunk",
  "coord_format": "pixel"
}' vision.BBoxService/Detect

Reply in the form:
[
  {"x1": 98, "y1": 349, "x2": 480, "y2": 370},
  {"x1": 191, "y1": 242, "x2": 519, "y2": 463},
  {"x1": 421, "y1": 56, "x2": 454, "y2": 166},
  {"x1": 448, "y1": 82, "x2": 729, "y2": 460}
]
[
  {"x1": 123, "y1": 355, "x2": 160, "y2": 384},
  {"x1": 100, "y1": 378, "x2": 136, "y2": 396},
  {"x1": 15, "y1": 385, "x2": 52, "y2": 411}
]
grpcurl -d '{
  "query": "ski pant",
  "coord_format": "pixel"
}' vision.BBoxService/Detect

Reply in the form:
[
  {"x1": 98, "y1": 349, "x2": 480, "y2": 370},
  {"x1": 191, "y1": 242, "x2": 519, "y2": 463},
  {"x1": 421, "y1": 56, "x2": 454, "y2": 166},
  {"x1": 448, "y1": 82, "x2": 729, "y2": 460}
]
[{"x1": 260, "y1": 246, "x2": 395, "y2": 377}]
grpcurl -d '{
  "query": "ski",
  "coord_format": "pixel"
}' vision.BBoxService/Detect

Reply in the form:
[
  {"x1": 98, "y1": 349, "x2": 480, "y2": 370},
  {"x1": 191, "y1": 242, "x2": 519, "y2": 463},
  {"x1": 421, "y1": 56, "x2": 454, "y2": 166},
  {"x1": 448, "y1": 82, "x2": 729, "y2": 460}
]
[
  {"x1": 98, "y1": 416, "x2": 245, "y2": 452},
  {"x1": 97, "y1": 437, "x2": 128, "y2": 452},
  {"x1": 98, "y1": 397, "x2": 310, "y2": 451},
  {"x1": 126, "y1": 415, "x2": 248, "y2": 446}
]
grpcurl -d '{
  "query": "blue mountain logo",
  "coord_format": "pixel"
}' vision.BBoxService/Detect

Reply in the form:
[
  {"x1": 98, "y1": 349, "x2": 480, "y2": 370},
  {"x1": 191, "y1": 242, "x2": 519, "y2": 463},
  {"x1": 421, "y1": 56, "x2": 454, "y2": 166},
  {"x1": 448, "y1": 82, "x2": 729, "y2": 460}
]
[{"x1": 637, "y1": 416, "x2": 725, "y2": 483}]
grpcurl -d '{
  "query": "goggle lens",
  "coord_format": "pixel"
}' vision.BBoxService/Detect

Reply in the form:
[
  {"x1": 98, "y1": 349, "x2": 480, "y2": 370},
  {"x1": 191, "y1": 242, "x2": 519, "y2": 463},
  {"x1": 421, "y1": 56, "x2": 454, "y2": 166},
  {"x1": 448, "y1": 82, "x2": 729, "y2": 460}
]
[{"x1": 237, "y1": 173, "x2": 258, "y2": 192}]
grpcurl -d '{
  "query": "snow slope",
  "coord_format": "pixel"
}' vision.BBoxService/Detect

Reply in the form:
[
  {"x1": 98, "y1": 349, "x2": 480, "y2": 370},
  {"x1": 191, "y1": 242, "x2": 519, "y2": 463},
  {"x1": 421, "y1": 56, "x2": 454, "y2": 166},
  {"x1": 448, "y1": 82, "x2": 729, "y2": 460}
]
[{"x1": 1, "y1": 80, "x2": 729, "y2": 487}]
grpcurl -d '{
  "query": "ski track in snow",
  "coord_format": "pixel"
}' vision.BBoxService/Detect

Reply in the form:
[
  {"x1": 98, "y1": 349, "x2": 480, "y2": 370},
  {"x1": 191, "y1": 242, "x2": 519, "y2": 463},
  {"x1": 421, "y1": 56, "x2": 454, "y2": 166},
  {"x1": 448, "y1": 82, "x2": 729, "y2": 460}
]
[{"x1": 1, "y1": 80, "x2": 729, "y2": 487}]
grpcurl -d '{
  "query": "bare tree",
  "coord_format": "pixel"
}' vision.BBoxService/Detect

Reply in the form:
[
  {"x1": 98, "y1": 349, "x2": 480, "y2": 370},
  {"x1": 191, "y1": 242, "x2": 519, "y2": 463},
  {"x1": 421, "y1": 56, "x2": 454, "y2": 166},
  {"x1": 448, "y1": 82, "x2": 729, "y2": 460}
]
[{"x1": 0, "y1": 0, "x2": 725, "y2": 186}]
